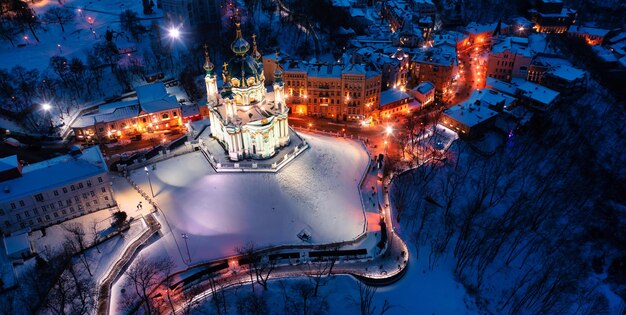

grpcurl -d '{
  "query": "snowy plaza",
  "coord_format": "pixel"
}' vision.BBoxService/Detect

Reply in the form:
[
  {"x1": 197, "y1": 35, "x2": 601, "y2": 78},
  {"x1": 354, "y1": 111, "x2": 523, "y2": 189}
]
[{"x1": 127, "y1": 132, "x2": 370, "y2": 265}]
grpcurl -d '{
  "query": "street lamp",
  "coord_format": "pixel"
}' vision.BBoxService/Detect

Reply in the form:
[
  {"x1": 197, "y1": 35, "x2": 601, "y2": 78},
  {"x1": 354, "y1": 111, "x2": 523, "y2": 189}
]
[
  {"x1": 168, "y1": 26, "x2": 181, "y2": 39},
  {"x1": 144, "y1": 166, "x2": 155, "y2": 198},
  {"x1": 42, "y1": 103, "x2": 51, "y2": 111},
  {"x1": 181, "y1": 233, "x2": 191, "y2": 263},
  {"x1": 385, "y1": 126, "x2": 393, "y2": 135}
]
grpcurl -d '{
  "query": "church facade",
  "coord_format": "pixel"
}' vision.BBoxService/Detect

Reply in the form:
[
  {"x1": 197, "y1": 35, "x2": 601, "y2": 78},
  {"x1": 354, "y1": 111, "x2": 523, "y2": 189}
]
[{"x1": 206, "y1": 22, "x2": 290, "y2": 161}]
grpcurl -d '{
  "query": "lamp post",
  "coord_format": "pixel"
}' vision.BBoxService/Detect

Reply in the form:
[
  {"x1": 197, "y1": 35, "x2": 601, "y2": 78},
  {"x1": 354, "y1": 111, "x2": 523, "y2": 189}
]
[
  {"x1": 385, "y1": 126, "x2": 392, "y2": 156},
  {"x1": 181, "y1": 233, "x2": 191, "y2": 263},
  {"x1": 144, "y1": 166, "x2": 155, "y2": 198},
  {"x1": 42, "y1": 102, "x2": 53, "y2": 132}
]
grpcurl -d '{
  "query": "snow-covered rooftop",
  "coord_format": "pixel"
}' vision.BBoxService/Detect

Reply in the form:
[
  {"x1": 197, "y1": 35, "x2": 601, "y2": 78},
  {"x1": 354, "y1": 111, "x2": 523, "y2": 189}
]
[
  {"x1": 0, "y1": 146, "x2": 108, "y2": 202},
  {"x1": 380, "y1": 89, "x2": 410, "y2": 106},
  {"x1": 0, "y1": 155, "x2": 19, "y2": 173},
  {"x1": 465, "y1": 22, "x2": 508, "y2": 35},
  {"x1": 470, "y1": 89, "x2": 517, "y2": 109},
  {"x1": 415, "y1": 81, "x2": 435, "y2": 94},
  {"x1": 546, "y1": 65, "x2": 586, "y2": 82},
  {"x1": 412, "y1": 45, "x2": 457, "y2": 67},
  {"x1": 511, "y1": 78, "x2": 560, "y2": 106},
  {"x1": 444, "y1": 99, "x2": 498, "y2": 127},
  {"x1": 492, "y1": 37, "x2": 533, "y2": 57},
  {"x1": 486, "y1": 77, "x2": 519, "y2": 95},
  {"x1": 3, "y1": 232, "x2": 30, "y2": 257},
  {"x1": 591, "y1": 46, "x2": 618, "y2": 62},
  {"x1": 567, "y1": 26, "x2": 610, "y2": 37}
]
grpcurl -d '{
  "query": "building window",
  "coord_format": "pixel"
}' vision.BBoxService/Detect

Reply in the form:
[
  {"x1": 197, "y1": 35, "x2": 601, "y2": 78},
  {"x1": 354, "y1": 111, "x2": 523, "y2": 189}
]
[
  {"x1": 53, "y1": 212, "x2": 59, "y2": 218},
  {"x1": 37, "y1": 218, "x2": 43, "y2": 223},
  {"x1": 70, "y1": 207, "x2": 75, "y2": 213},
  {"x1": 71, "y1": 185, "x2": 75, "y2": 191},
  {"x1": 78, "y1": 183, "x2": 84, "y2": 189},
  {"x1": 87, "y1": 180, "x2": 92, "y2": 187},
  {"x1": 54, "y1": 190, "x2": 59, "y2": 196},
  {"x1": 0, "y1": 208, "x2": 4, "y2": 215},
  {"x1": 101, "y1": 187, "x2": 106, "y2": 193},
  {"x1": 10, "y1": 203, "x2": 15, "y2": 209},
  {"x1": 90, "y1": 191, "x2": 95, "y2": 197},
  {"x1": 19, "y1": 200, "x2": 25, "y2": 207},
  {"x1": 16, "y1": 214, "x2": 21, "y2": 220},
  {"x1": 62, "y1": 209, "x2": 67, "y2": 215},
  {"x1": 173, "y1": 111, "x2": 178, "y2": 117},
  {"x1": 45, "y1": 215, "x2": 50, "y2": 220},
  {"x1": 35, "y1": 193, "x2": 44, "y2": 202},
  {"x1": 58, "y1": 201, "x2": 63, "y2": 207},
  {"x1": 41, "y1": 206, "x2": 46, "y2": 212},
  {"x1": 63, "y1": 187, "x2": 68, "y2": 193},
  {"x1": 104, "y1": 196, "x2": 109, "y2": 201},
  {"x1": 24, "y1": 211, "x2": 29, "y2": 217},
  {"x1": 74, "y1": 196, "x2": 80, "y2": 202},
  {"x1": 162, "y1": 113, "x2": 169, "y2": 119},
  {"x1": 83, "y1": 193, "x2": 88, "y2": 199},
  {"x1": 66, "y1": 199, "x2": 72, "y2": 205},
  {"x1": 33, "y1": 208, "x2": 38, "y2": 215},
  {"x1": 98, "y1": 177, "x2": 103, "y2": 183}
]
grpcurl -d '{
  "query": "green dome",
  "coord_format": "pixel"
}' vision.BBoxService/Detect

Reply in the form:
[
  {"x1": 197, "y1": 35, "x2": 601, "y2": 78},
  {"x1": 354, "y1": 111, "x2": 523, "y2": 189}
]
[
  {"x1": 231, "y1": 38, "x2": 250, "y2": 55},
  {"x1": 227, "y1": 55, "x2": 264, "y2": 87},
  {"x1": 231, "y1": 22, "x2": 250, "y2": 56}
]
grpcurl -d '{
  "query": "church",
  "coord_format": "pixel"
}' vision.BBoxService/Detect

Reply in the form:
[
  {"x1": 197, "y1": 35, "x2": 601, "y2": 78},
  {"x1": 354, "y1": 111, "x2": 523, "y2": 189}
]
[{"x1": 206, "y1": 21, "x2": 290, "y2": 161}]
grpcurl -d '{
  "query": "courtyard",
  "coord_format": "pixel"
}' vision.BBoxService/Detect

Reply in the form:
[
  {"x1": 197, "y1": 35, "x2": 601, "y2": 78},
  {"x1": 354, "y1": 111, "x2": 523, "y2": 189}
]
[{"x1": 126, "y1": 132, "x2": 370, "y2": 266}]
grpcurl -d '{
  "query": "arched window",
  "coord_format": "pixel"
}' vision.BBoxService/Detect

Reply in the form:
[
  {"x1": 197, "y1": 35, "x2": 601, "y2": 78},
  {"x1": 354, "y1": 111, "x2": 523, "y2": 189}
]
[{"x1": 162, "y1": 113, "x2": 169, "y2": 120}]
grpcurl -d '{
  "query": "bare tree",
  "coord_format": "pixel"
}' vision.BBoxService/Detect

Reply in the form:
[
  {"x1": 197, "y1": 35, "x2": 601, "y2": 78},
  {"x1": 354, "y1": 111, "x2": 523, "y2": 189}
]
[
  {"x1": 42, "y1": 7, "x2": 75, "y2": 33},
  {"x1": 123, "y1": 255, "x2": 175, "y2": 315},
  {"x1": 302, "y1": 258, "x2": 336, "y2": 296},
  {"x1": 90, "y1": 219, "x2": 101, "y2": 254},
  {"x1": 236, "y1": 242, "x2": 259, "y2": 293},
  {"x1": 351, "y1": 281, "x2": 392, "y2": 315},
  {"x1": 62, "y1": 222, "x2": 87, "y2": 252}
]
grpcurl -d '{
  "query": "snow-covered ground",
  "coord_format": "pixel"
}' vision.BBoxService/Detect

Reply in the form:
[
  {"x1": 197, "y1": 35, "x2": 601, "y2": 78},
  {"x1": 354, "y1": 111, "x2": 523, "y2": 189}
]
[
  {"x1": 128, "y1": 132, "x2": 368, "y2": 263},
  {"x1": 109, "y1": 133, "x2": 370, "y2": 310},
  {"x1": 0, "y1": 0, "x2": 158, "y2": 70}
]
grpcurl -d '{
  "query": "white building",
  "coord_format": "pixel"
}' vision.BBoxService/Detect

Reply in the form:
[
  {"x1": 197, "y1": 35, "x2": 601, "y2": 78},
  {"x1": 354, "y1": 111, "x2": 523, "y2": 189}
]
[
  {"x1": 0, "y1": 146, "x2": 115, "y2": 233},
  {"x1": 206, "y1": 23, "x2": 290, "y2": 161}
]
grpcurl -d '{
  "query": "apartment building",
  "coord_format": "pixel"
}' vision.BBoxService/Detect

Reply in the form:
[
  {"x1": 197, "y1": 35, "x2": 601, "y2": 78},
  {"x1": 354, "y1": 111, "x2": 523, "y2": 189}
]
[
  {"x1": 284, "y1": 62, "x2": 381, "y2": 121},
  {"x1": 486, "y1": 37, "x2": 533, "y2": 82},
  {"x1": 0, "y1": 146, "x2": 115, "y2": 234}
]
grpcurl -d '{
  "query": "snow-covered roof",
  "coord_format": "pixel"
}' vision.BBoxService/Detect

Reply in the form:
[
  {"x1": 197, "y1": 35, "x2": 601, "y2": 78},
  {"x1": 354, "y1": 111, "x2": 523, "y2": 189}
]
[
  {"x1": 567, "y1": 26, "x2": 610, "y2": 37},
  {"x1": 72, "y1": 103, "x2": 140, "y2": 128},
  {"x1": 492, "y1": 37, "x2": 533, "y2": 57},
  {"x1": 415, "y1": 82, "x2": 435, "y2": 94},
  {"x1": 0, "y1": 146, "x2": 108, "y2": 202},
  {"x1": 432, "y1": 31, "x2": 468, "y2": 46},
  {"x1": 531, "y1": 54, "x2": 571, "y2": 68},
  {"x1": 486, "y1": 77, "x2": 518, "y2": 95},
  {"x1": 546, "y1": 65, "x2": 585, "y2": 82},
  {"x1": 465, "y1": 22, "x2": 508, "y2": 35},
  {"x1": 3, "y1": 232, "x2": 30, "y2": 257},
  {"x1": 412, "y1": 45, "x2": 457, "y2": 67},
  {"x1": 350, "y1": 8, "x2": 365, "y2": 18},
  {"x1": 444, "y1": 99, "x2": 498, "y2": 127},
  {"x1": 380, "y1": 89, "x2": 410, "y2": 106},
  {"x1": 0, "y1": 155, "x2": 19, "y2": 173},
  {"x1": 470, "y1": 89, "x2": 517, "y2": 109},
  {"x1": 136, "y1": 83, "x2": 180, "y2": 113},
  {"x1": 511, "y1": 78, "x2": 560, "y2": 106},
  {"x1": 591, "y1": 46, "x2": 618, "y2": 62}
]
